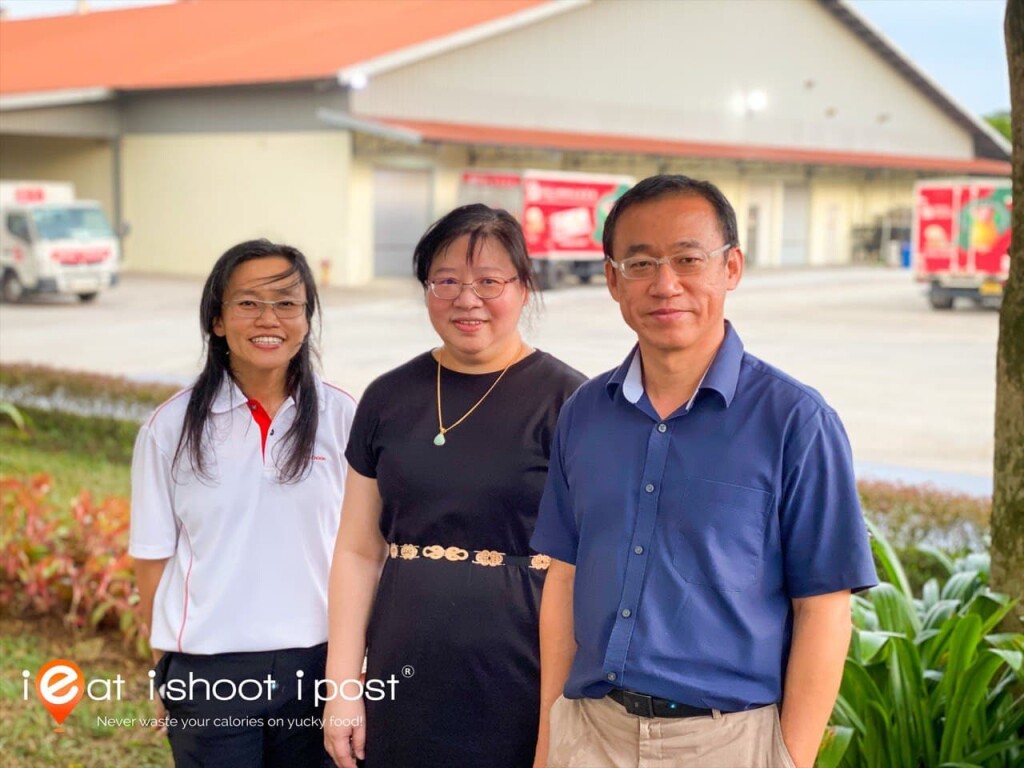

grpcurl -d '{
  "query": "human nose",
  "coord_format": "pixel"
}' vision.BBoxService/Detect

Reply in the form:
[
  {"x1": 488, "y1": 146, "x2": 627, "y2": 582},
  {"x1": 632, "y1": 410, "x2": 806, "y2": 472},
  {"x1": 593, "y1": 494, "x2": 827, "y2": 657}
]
[
  {"x1": 649, "y1": 261, "x2": 683, "y2": 296},
  {"x1": 452, "y1": 282, "x2": 483, "y2": 307},
  {"x1": 254, "y1": 302, "x2": 282, "y2": 323}
]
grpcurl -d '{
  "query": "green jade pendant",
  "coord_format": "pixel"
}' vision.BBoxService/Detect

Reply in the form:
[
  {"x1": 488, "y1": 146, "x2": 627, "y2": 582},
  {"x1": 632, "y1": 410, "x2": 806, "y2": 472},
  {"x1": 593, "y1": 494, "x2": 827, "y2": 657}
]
[{"x1": 433, "y1": 431, "x2": 447, "y2": 446}]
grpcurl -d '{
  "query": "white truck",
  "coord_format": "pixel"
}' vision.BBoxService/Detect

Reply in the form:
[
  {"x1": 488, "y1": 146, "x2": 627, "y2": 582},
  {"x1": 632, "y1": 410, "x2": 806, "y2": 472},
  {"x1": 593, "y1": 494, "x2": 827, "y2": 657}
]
[{"x1": 0, "y1": 181, "x2": 120, "y2": 303}]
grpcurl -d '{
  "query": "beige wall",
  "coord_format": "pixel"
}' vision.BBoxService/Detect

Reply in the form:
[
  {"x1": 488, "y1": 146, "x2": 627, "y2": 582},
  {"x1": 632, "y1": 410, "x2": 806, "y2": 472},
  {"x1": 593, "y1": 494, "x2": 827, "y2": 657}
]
[
  {"x1": 121, "y1": 132, "x2": 354, "y2": 280},
  {"x1": 0, "y1": 134, "x2": 115, "y2": 216},
  {"x1": 354, "y1": 0, "x2": 973, "y2": 159}
]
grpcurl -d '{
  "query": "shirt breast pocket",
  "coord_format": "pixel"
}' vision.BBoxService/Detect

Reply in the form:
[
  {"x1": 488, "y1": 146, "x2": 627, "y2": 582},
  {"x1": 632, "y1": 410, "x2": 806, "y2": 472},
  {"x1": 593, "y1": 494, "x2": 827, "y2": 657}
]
[{"x1": 670, "y1": 479, "x2": 773, "y2": 592}]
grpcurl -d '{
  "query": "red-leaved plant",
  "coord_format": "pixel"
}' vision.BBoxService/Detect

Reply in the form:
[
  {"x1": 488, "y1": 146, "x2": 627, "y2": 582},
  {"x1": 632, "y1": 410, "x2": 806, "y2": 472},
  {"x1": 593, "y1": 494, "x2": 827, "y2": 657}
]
[{"x1": 0, "y1": 474, "x2": 147, "y2": 656}]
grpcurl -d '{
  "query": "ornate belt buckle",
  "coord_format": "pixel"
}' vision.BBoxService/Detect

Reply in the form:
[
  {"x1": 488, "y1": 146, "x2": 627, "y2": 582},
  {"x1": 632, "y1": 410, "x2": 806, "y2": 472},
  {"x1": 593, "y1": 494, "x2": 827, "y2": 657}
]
[
  {"x1": 529, "y1": 554, "x2": 551, "y2": 570},
  {"x1": 473, "y1": 550, "x2": 505, "y2": 567},
  {"x1": 445, "y1": 546, "x2": 469, "y2": 561}
]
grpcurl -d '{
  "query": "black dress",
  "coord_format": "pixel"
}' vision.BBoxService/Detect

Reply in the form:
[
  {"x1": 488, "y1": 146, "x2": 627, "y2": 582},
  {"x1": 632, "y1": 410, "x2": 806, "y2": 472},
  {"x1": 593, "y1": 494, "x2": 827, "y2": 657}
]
[{"x1": 345, "y1": 350, "x2": 585, "y2": 768}]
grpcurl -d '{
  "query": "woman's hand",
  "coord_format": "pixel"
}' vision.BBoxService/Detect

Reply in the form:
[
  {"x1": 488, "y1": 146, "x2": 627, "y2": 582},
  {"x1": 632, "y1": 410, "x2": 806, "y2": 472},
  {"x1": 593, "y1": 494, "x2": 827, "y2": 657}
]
[
  {"x1": 323, "y1": 696, "x2": 366, "y2": 768},
  {"x1": 153, "y1": 692, "x2": 169, "y2": 736}
]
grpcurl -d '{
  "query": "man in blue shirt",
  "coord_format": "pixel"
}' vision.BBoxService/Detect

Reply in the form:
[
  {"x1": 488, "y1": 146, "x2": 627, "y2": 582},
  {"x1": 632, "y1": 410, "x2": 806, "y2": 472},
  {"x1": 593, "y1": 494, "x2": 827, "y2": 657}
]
[{"x1": 531, "y1": 175, "x2": 877, "y2": 768}]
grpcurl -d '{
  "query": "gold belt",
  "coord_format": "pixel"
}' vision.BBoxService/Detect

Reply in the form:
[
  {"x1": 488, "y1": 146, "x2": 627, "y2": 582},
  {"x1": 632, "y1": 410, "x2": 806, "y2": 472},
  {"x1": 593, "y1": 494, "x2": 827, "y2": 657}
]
[{"x1": 388, "y1": 543, "x2": 551, "y2": 570}]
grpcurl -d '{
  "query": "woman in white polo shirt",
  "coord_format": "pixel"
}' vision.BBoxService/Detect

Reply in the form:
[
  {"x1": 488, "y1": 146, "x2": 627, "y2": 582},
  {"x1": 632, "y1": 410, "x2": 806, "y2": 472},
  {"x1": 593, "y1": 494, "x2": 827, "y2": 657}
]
[{"x1": 131, "y1": 239, "x2": 355, "y2": 767}]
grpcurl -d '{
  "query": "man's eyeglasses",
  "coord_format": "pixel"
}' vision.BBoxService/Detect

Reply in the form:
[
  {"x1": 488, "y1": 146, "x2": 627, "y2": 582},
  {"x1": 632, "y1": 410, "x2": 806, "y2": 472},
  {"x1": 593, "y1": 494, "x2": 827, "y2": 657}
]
[
  {"x1": 223, "y1": 299, "x2": 307, "y2": 319},
  {"x1": 428, "y1": 276, "x2": 519, "y2": 300},
  {"x1": 607, "y1": 243, "x2": 733, "y2": 280}
]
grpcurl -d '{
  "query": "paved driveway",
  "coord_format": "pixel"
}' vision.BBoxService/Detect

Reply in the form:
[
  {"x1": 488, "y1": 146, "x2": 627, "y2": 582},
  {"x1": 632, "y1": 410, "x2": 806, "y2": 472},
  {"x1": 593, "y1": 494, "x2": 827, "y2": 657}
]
[{"x1": 0, "y1": 267, "x2": 998, "y2": 490}]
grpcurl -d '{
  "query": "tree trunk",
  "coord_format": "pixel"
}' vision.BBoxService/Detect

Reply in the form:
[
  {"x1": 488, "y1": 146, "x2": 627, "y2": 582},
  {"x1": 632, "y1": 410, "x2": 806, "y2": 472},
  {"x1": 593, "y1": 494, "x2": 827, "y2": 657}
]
[{"x1": 992, "y1": 0, "x2": 1024, "y2": 628}]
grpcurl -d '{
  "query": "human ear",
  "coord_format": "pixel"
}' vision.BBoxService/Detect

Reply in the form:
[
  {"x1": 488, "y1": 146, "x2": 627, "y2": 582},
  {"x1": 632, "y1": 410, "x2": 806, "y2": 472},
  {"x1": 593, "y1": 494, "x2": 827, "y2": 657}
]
[{"x1": 605, "y1": 260, "x2": 621, "y2": 302}]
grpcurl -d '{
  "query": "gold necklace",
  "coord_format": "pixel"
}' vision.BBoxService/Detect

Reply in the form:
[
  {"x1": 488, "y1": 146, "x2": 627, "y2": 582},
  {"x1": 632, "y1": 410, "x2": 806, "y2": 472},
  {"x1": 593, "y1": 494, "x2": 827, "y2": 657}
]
[{"x1": 434, "y1": 345, "x2": 522, "y2": 446}]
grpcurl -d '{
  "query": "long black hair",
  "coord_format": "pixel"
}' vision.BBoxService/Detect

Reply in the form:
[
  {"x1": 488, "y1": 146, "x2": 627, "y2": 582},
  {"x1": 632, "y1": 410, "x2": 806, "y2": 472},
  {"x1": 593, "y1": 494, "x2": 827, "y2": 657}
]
[{"x1": 172, "y1": 239, "x2": 321, "y2": 484}]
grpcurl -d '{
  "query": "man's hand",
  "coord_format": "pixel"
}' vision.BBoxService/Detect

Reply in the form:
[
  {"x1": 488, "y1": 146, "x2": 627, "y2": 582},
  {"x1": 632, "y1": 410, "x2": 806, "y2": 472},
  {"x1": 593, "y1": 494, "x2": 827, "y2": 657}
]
[{"x1": 781, "y1": 590, "x2": 852, "y2": 768}]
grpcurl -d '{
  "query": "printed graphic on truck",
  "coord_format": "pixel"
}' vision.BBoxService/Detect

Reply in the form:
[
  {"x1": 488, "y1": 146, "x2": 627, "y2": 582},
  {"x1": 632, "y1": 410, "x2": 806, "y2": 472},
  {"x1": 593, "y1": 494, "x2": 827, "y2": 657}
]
[
  {"x1": 913, "y1": 178, "x2": 1012, "y2": 310},
  {"x1": 459, "y1": 170, "x2": 633, "y2": 288}
]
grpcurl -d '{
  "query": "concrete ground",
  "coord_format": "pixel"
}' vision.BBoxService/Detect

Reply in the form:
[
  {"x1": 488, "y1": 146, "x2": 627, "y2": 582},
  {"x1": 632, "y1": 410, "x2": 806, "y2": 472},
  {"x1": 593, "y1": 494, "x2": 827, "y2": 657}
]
[{"x1": 0, "y1": 266, "x2": 999, "y2": 491}]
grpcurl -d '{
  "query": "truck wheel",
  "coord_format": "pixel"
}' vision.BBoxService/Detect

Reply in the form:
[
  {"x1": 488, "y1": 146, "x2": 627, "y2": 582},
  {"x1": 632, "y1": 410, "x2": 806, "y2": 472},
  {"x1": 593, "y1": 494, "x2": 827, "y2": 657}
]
[
  {"x1": 928, "y1": 291, "x2": 954, "y2": 310},
  {"x1": 536, "y1": 261, "x2": 560, "y2": 291},
  {"x1": 77, "y1": 292, "x2": 99, "y2": 303},
  {"x1": 1, "y1": 271, "x2": 25, "y2": 303}
]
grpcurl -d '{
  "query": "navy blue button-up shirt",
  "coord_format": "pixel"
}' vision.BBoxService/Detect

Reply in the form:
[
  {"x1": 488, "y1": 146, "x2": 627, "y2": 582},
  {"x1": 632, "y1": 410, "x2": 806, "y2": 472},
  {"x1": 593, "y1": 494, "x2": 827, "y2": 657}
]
[{"x1": 531, "y1": 323, "x2": 877, "y2": 712}]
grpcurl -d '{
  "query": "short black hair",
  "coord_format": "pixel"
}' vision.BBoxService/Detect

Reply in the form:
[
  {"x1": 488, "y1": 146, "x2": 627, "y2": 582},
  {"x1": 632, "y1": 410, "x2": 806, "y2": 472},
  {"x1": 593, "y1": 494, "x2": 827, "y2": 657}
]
[
  {"x1": 602, "y1": 175, "x2": 739, "y2": 258},
  {"x1": 413, "y1": 204, "x2": 537, "y2": 294}
]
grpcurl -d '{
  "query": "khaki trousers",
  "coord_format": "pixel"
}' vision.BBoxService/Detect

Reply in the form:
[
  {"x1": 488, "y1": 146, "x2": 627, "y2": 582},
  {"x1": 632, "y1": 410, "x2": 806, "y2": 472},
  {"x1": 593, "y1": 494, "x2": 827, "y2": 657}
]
[{"x1": 547, "y1": 694, "x2": 797, "y2": 768}]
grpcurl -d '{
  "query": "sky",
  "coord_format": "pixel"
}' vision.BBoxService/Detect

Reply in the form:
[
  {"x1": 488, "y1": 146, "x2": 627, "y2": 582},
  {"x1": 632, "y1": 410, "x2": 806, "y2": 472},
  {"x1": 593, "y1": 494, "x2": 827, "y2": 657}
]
[{"x1": 0, "y1": 0, "x2": 1012, "y2": 117}]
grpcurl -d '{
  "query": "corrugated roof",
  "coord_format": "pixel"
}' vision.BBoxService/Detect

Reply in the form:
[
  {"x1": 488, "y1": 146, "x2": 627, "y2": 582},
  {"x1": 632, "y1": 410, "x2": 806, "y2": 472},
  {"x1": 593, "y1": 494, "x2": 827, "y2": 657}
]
[
  {"x1": 378, "y1": 117, "x2": 1013, "y2": 175},
  {"x1": 0, "y1": 0, "x2": 548, "y2": 94}
]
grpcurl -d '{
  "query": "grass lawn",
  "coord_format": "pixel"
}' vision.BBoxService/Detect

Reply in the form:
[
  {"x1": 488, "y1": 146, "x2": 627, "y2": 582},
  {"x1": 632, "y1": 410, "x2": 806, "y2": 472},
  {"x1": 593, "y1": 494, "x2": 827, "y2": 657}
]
[
  {"x1": 0, "y1": 426, "x2": 131, "y2": 507},
  {"x1": 0, "y1": 617, "x2": 172, "y2": 768}
]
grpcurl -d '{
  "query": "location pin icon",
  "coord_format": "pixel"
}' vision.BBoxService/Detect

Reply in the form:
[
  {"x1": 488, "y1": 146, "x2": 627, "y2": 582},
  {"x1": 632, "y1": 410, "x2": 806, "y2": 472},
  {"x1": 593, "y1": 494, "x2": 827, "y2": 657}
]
[{"x1": 36, "y1": 659, "x2": 85, "y2": 730}]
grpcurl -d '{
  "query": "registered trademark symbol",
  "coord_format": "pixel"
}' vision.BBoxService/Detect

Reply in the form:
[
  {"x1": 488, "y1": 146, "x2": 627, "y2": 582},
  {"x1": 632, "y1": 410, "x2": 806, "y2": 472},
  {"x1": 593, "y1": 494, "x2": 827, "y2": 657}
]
[{"x1": 401, "y1": 666, "x2": 415, "y2": 678}]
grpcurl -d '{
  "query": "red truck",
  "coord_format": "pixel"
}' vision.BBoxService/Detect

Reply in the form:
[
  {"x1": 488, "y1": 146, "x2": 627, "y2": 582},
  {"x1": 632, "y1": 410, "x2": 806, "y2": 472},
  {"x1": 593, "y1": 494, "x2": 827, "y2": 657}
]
[
  {"x1": 912, "y1": 178, "x2": 1012, "y2": 310},
  {"x1": 458, "y1": 169, "x2": 634, "y2": 289}
]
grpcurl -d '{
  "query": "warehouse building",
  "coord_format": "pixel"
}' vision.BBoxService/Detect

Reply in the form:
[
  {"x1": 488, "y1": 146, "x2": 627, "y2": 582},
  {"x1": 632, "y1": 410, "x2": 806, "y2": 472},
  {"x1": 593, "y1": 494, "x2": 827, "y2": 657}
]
[{"x1": 0, "y1": 0, "x2": 1011, "y2": 285}]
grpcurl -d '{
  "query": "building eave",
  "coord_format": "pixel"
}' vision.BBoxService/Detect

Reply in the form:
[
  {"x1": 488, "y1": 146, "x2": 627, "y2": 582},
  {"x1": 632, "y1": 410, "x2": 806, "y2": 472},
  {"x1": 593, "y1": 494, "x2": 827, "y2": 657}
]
[
  {"x1": 374, "y1": 117, "x2": 1012, "y2": 175},
  {"x1": 817, "y1": 0, "x2": 1011, "y2": 161}
]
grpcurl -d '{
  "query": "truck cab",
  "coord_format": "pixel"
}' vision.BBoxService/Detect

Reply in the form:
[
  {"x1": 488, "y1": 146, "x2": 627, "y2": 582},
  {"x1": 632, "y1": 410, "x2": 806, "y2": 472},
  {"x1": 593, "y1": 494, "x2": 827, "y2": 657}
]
[{"x1": 1, "y1": 181, "x2": 120, "y2": 303}]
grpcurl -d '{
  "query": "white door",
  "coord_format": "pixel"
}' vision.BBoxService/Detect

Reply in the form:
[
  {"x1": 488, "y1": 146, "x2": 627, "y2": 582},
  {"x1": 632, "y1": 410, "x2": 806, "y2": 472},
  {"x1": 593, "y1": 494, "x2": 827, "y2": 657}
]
[
  {"x1": 745, "y1": 183, "x2": 774, "y2": 267},
  {"x1": 780, "y1": 183, "x2": 810, "y2": 266},
  {"x1": 373, "y1": 168, "x2": 432, "y2": 278}
]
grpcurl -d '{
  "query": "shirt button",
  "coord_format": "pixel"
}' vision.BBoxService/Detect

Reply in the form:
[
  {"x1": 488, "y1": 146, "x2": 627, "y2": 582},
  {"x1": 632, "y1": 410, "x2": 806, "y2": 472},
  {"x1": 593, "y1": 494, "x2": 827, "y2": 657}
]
[
  {"x1": 621, "y1": 609, "x2": 632, "y2": 618},
  {"x1": 270, "y1": 429, "x2": 275, "y2": 436},
  {"x1": 607, "y1": 672, "x2": 617, "y2": 682},
  {"x1": 645, "y1": 483, "x2": 655, "y2": 493},
  {"x1": 634, "y1": 545, "x2": 644, "y2": 555},
  {"x1": 657, "y1": 423, "x2": 667, "y2": 433}
]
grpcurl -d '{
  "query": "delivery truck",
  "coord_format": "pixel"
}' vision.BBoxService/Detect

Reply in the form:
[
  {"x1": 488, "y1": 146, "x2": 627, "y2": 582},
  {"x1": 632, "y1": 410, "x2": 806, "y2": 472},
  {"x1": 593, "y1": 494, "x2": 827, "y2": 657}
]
[
  {"x1": 0, "y1": 181, "x2": 120, "y2": 303},
  {"x1": 912, "y1": 178, "x2": 1011, "y2": 310},
  {"x1": 458, "y1": 169, "x2": 634, "y2": 289}
]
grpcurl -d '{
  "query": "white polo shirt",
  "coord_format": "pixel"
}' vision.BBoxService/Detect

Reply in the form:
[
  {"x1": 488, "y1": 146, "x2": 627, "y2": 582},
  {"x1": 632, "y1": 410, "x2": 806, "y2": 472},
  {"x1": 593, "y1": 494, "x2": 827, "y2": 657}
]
[{"x1": 129, "y1": 375, "x2": 356, "y2": 654}]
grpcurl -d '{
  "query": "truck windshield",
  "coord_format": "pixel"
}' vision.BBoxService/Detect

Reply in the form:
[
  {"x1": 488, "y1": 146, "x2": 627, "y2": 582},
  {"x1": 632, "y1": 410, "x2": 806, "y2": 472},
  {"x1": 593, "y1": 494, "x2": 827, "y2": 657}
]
[{"x1": 31, "y1": 207, "x2": 113, "y2": 241}]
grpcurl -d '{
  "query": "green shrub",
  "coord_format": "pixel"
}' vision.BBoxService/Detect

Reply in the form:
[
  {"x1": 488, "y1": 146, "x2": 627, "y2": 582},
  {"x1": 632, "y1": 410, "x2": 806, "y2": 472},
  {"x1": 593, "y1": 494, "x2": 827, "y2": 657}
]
[
  {"x1": 0, "y1": 363, "x2": 180, "y2": 423},
  {"x1": 0, "y1": 475, "x2": 147, "y2": 658},
  {"x1": 859, "y1": 480, "x2": 991, "y2": 594},
  {"x1": 828, "y1": 521, "x2": 1023, "y2": 768}
]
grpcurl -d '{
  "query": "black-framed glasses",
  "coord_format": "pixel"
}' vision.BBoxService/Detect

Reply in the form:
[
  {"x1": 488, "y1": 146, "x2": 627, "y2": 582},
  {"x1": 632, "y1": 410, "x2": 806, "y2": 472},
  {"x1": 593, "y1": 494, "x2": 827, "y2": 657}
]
[
  {"x1": 428, "y1": 276, "x2": 519, "y2": 300},
  {"x1": 608, "y1": 243, "x2": 733, "y2": 280},
  {"x1": 223, "y1": 299, "x2": 307, "y2": 319}
]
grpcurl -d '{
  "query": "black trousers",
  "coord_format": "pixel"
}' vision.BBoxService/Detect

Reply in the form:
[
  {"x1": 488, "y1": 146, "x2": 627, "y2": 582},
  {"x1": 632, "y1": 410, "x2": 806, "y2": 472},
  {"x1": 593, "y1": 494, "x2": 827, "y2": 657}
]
[{"x1": 155, "y1": 643, "x2": 332, "y2": 768}]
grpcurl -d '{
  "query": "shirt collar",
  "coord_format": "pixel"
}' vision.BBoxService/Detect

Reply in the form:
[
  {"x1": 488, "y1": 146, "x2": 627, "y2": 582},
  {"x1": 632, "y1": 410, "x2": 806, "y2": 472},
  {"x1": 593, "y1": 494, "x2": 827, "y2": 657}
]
[
  {"x1": 605, "y1": 321, "x2": 744, "y2": 409},
  {"x1": 209, "y1": 374, "x2": 325, "y2": 414}
]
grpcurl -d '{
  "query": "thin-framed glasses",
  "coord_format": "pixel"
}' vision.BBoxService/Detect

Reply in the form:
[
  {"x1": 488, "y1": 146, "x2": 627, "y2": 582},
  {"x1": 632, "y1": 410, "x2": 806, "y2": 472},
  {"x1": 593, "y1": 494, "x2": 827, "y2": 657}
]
[
  {"x1": 608, "y1": 243, "x2": 733, "y2": 280},
  {"x1": 223, "y1": 298, "x2": 307, "y2": 319},
  {"x1": 428, "y1": 276, "x2": 519, "y2": 300}
]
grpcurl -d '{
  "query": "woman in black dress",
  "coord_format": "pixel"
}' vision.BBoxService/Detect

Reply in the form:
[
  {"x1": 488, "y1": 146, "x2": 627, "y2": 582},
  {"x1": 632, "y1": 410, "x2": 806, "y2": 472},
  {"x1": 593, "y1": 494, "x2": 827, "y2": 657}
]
[{"x1": 323, "y1": 205, "x2": 584, "y2": 768}]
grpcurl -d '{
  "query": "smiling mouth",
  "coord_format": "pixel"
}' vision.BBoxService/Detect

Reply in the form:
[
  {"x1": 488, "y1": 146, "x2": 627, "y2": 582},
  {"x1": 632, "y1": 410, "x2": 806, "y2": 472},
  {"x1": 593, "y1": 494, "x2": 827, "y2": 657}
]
[
  {"x1": 250, "y1": 336, "x2": 284, "y2": 346},
  {"x1": 452, "y1": 319, "x2": 486, "y2": 328}
]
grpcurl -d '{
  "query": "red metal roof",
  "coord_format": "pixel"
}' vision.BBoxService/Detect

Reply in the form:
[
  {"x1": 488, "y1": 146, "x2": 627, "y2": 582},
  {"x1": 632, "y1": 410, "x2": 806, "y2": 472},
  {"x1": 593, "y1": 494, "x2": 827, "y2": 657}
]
[
  {"x1": 379, "y1": 118, "x2": 1012, "y2": 175},
  {"x1": 0, "y1": 0, "x2": 547, "y2": 94}
]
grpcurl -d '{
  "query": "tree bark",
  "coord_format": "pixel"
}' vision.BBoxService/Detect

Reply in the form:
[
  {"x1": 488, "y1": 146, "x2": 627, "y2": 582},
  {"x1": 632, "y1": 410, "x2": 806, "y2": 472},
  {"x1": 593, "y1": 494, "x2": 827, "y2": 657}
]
[{"x1": 992, "y1": 0, "x2": 1024, "y2": 628}]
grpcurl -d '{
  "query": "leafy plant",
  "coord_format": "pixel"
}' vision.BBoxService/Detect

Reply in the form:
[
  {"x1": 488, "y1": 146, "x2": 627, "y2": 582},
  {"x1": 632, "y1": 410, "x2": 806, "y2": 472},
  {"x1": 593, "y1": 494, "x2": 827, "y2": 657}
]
[
  {"x1": 0, "y1": 401, "x2": 27, "y2": 432},
  {"x1": 0, "y1": 474, "x2": 147, "y2": 657},
  {"x1": 828, "y1": 521, "x2": 1024, "y2": 768}
]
